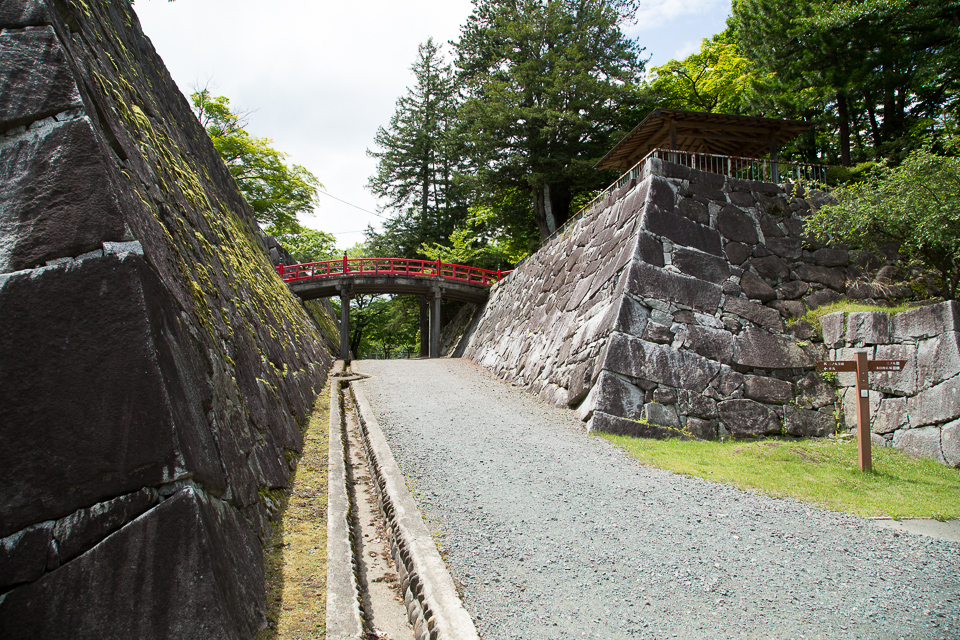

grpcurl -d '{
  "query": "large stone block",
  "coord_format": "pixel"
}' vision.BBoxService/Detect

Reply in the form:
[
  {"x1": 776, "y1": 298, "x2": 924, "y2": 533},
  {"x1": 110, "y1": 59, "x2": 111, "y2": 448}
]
[
  {"x1": 673, "y1": 324, "x2": 735, "y2": 364},
  {"x1": 739, "y1": 271, "x2": 776, "y2": 302},
  {"x1": 671, "y1": 247, "x2": 729, "y2": 284},
  {"x1": 891, "y1": 301, "x2": 960, "y2": 341},
  {"x1": 678, "y1": 389, "x2": 718, "y2": 419},
  {"x1": 640, "y1": 203, "x2": 723, "y2": 256},
  {"x1": 783, "y1": 405, "x2": 835, "y2": 437},
  {"x1": 586, "y1": 410, "x2": 689, "y2": 439},
  {"x1": 53, "y1": 488, "x2": 159, "y2": 564},
  {"x1": 0, "y1": 0, "x2": 49, "y2": 27},
  {"x1": 777, "y1": 280, "x2": 810, "y2": 300},
  {"x1": 577, "y1": 371, "x2": 645, "y2": 422},
  {"x1": 635, "y1": 231, "x2": 665, "y2": 267},
  {"x1": 820, "y1": 312, "x2": 845, "y2": 347},
  {"x1": 733, "y1": 327, "x2": 814, "y2": 369},
  {"x1": 917, "y1": 333, "x2": 960, "y2": 391},
  {"x1": 803, "y1": 288, "x2": 843, "y2": 309},
  {"x1": 894, "y1": 426, "x2": 946, "y2": 465},
  {"x1": 795, "y1": 372, "x2": 838, "y2": 409},
  {"x1": 872, "y1": 343, "x2": 917, "y2": 395},
  {"x1": 0, "y1": 487, "x2": 265, "y2": 639},
  {"x1": 716, "y1": 204, "x2": 759, "y2": 244},
  {"x1": 873, "y1": 396, "x2": 908, "y2": 434},
  {"x1": 907, "y1": 377, "x2": 960, "y2": 427},
  {"x1": 943, "y1": 420, "x2": 960, "y2": 467},
  {"x1": 0, "y1": 522, "x2": 52, "y2": 590},
  {"x1": 717, "y1": 399, "x2": 782, "y2": 436},
  {"x1": 846, "y1": 311, "x2": 891, "y2": 345},
  {"x1": 0, "y1": 27, "x2": 82, "y2": 129},
  {"x1": 794, "y1": 264, "x2": 846, "y2": 292},
  {"x1": 0, "y1": 117, "x2": 126, "y2": 271},
  {"x1": 765, "y1": 237, "x2": 802, "y2": 260},
  {"x1": 627, "y1": 261, "x2": 722, "y2": 314},
  {"x1": 605, "y1": 331, "x2": 722, "y2": 393},
  {"x1": 749, "y1": 255, "x2": 791, "y2": 282},
  {"x1": 0, "y1": 255, "x2": 225, "y2": 538},
  {"x1": 742, "y1": 375, "x2": 793, "y2": 404},
  {"x1": 723, "y1": 296, "x2": 782, "y2": 329}
]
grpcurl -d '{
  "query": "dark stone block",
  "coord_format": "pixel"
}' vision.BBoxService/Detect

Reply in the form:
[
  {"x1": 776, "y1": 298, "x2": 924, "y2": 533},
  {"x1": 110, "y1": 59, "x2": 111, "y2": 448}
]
[
  {"x1": 724, "y1": 241, "x2": 751, "y2": 266},
  {"x1": 0, "y1": 255, "x2": 225, "y2": 538},
  {"x1": 777, "y1": 280, "x2": 810, "y2": 300},
  {"x1": 739, "y1": 271, "x2": 776, "y2": 302},
  {"x1": 640, "y1": 205, "x2": 723, "y2": 256},
  {"x1": 717, "y1": 205, "x2": 759, "y2": 244},
  {"x1": 847, "y1": 282, "x2": 884, "y2": 300},
  {"x1": 678, "y1": 389, "x2": 718, "y2": 419},
  {"x1": 723, "y1": 296, "x2": 782, "y2": 329},
  {"x1": 803, "y1": 288, "x2": 843, "y2": 309},
  {"x1": 0, "y1": 28, "x2": 82, "y2": 130},
  {"x1": 678, "y1": 197, "x2": 709, "y2": 225},
  {"x1": 648, "y1": 175, "x2": 676, "y2": 211},
  {"x1": 674, "y1": 324, "x2": 735, "y2": 364},
  {"x1": 587, "y1": 410, "x2": 689, "y2": 439},
  {"x1": 0, "y1": 117, "x2": 126, "y2": 271},
  {"x1": 783, "y1": 405, "x2": 836, "y2": 437},
  {"x1": 643, "y1": 322, "x2": 674, "y2": 344},
  {"x1": 602, "y1": 332, "x2": 721, "y2": 393},
  {"x1": 718, "y1": 399, "x2": 782, "y2": 437},
  {"x1": 672, "y1": 247, "x2": 730, "y2": 284},
  {"x1": 653, "y1": 387, "x2": 677, "y2": 405},
  {"x1": 627, "y1": 261, "x2": 722, "y2": 314},
  {"x1": 769, "y1": 300, "x2": 806, "y2": 319},
  {"x1": 795, "y1": 372, "x2": 837, "y2": 410},
  {"x1": 794, "y1": 264, "x2": 846, "y2": 292},
  {"x1": 846, "y1": 311, "x2": 891, "y2": 345},
  {"x1": 0, "y1": 488, "x2": 265, "y2": 639},
  {"x1": 728, "y1": 190, "x2": 757, "y2": 208},
  {"x1": 733, "y1": 327, "x2": 814, "y2": 369},
  {"x1": 688, "y1": 180, "x2": 726, "y2": 201},
  {"x1": 0, "y1": 522, "x2": 52, "y2": 590},
  {"x1": 759, "y1": 214, "x2": 786, "y2": 238},
  {"x1": 635, "y1": 231, "x2": 664, "y2": 267},
  {"x1": 813, "y1": 248, "x2": 850, "y2": 267},
  {"x1": 685, "y1": 417, "x2": 719, "y2": 440},
  {"x1": 749, "y1": 255, "x2": 791, "y2": 281},
  {"x1": 753, "y1": 243, "x2": 773, "y2": 258},
  {"x1": 765, "y1": 237, "x2": 802, "y2": 260},
  {"x1": 53, "y1": 488, "x2": 159, "y2": 563},
  {"x1": 0, "y1": 0, "x2": 49, "y2": 27},
  {"x1": 743, "y1": 375, "x2": 793, "y2": 404}
]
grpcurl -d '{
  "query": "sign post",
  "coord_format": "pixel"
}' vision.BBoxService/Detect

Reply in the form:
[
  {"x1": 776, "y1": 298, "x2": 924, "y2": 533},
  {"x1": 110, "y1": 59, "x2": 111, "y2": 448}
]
[{"x1": 816, "y1": 355, "x2": 906, "y2": 472}]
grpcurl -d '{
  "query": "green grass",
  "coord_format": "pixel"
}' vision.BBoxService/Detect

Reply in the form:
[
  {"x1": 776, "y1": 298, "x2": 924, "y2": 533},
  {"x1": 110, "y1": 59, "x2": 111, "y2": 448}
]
[
  {"x1": 602, "y1": 434, "x2": 960, "y2": 520},
  {"x1": 790, "y1": 300, "x2": 914, "y2": 337}
]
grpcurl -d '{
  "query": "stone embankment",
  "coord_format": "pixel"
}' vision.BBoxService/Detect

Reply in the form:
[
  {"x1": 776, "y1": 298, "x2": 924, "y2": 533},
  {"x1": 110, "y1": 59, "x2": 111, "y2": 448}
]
[
  {"x1": 0, "y1": 0, "x2": 334, "y2": 636},
  {"x1": 461, "y1": 157, "x2": 958, "y2": 465}
]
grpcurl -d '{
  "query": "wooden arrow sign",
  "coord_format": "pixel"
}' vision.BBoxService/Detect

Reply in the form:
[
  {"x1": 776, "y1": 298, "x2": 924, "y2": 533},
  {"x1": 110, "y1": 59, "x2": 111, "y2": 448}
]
[
  {"x1": 816, "y1": 360, "x2": 857, "y2": 372},
  {"x1": 868, "y1": 359, "x2": 907, "y2": 372}
]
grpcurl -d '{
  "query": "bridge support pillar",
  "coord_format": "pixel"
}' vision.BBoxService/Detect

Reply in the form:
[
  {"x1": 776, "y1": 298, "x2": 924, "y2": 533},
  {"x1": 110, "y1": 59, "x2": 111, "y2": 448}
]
[
  {"x1": 419, "y1": 295, "x2": 429, "y2": 357},
  {"x1": 339, "y1": 289, "x2": 350, "y2": 362},
  {"x1": 429, "y1": 289, "x2": 441, "y2": 358}
]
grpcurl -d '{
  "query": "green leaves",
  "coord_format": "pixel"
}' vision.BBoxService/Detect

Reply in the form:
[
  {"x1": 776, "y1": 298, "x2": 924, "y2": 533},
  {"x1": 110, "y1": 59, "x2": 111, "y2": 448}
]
[
  {"x1": 264, "y1": 223, "x2": 339, "y2": 264},
  {"x1": 191, "y1": 89, "x2": 321, "y2": 231},
  {"x1": 647, "y1": 38, "x2": 757, "y2": 114},
  {"x1": 806, "y1": 142, "x2": 960, "y2": 298}
]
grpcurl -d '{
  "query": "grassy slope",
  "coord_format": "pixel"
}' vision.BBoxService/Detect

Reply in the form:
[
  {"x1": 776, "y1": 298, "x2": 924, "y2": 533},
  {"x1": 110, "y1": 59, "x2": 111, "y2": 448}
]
[
  {"x1": 603, "y1": 434, "x2": 960, "y2": 520},
  {"x1": 259, "y1": 385, "x2": 331, "y2": 639}
]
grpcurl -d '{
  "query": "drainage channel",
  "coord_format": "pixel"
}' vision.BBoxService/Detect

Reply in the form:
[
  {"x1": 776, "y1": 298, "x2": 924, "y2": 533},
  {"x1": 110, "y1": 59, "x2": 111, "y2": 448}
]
[{"x1": 341, "y1": 381, "x2": 416, "y2": 640}]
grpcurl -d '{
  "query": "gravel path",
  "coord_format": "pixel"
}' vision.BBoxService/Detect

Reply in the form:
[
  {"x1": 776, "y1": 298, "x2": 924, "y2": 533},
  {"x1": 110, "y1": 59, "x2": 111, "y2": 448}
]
[{"x1": 353, "y1": 359, "x2": 960, "y2": 640}]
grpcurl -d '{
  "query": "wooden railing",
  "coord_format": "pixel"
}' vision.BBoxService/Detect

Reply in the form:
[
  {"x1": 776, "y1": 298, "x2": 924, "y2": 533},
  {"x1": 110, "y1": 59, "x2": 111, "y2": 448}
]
[{"x1": 277, "y1": 256, "x2": 506, "y2": 286}]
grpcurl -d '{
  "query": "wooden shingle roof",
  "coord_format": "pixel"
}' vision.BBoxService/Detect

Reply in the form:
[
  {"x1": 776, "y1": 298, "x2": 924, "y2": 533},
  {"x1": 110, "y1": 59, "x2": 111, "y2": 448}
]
[{"x1": 596, "y1": 109, "x2": 812, "y2": 172}]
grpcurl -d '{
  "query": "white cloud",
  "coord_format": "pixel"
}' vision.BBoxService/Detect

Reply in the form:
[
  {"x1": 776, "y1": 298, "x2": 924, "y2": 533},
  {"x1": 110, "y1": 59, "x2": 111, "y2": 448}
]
[{"x1": 631, "y1": 0, "x2": 730, "y2": 31}]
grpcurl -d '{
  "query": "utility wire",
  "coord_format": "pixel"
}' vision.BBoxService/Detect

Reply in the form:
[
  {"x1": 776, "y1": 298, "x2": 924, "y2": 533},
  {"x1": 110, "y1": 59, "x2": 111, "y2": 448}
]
[{"x1": 317, "y1": 189, "x2": 388, "y2": 218}]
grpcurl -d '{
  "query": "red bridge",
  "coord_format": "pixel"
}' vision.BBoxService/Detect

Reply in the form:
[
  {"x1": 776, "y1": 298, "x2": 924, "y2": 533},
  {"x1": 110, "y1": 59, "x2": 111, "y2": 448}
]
[{"x1": 278, "y1": 256, "x2": 508, "y2": 361}]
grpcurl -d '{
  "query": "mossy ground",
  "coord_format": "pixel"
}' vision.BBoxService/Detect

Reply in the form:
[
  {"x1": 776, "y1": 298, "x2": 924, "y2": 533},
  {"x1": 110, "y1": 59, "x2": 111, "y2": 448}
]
[
  {"x1": 603, "y1": 434, "x2": 960, "y2": 520},
  {"x1": 258, "y1": 385, "x2": 330, "y2": 639}
]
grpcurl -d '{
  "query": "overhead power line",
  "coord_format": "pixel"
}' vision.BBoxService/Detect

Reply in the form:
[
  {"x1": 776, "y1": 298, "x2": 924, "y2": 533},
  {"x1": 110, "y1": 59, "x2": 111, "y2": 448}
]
[{"x1": 317, "y1": 190, "x2": 387, "y2": 218}]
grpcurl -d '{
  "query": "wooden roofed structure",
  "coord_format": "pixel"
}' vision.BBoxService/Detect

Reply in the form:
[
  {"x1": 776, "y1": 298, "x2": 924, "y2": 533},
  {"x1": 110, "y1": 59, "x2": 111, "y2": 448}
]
[{"x1": 595, "y1": 109, "x2": 812, "y2": 173}]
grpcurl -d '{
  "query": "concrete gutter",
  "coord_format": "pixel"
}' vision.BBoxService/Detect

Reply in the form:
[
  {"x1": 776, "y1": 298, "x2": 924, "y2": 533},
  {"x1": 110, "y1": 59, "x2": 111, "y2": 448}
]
[
  {"x1": 868, "y1": 518, "x2": 960, "y2": 544},
  {"x1": 352, "y1": 381, "x2": 480, "y2": 640},
  {"x1": 325, "y1": 373, "x2": 364, "y2": 640}
]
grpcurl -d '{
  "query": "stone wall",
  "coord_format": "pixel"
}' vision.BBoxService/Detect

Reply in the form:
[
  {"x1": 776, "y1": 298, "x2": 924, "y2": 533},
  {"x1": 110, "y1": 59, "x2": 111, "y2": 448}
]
[
  {"x1": 0, "y1": 0, "x2": 335, "y2": 635},
  {"x1": 461, "y1": 156, "x2": 940, "y2": 451},
  {"x1": 824, "y1": 303, "x2": 960, "y2": 466}
]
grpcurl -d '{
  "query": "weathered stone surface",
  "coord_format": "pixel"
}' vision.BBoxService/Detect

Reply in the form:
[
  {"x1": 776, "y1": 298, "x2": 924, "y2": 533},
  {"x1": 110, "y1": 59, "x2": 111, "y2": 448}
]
[
  {"x1": 803, "y1": 288, "x2": 843, "y2": 309},
  {"x1": 53, "y1": 488, "x2": 159, "y2": 563},
  {"x1": 678, "y1": 389, "x2": 718, "y2": 419},
  {"x1": 872, "y1": 343, "x2": 917, "y2": 395},
  {"x1": 794, "y1": 264, "x2": 846, "y2": 292},
  {"x1": 916, "y1": 333, "x2": 960, "y2": 391},
  {"x1": 733, "y1": 327, "x2": 813, "y2": 369},
  {"x1": 820, "y1": 312, "x2": 845, "y2": 347},
  {"x1": 783, "y1": 405, "x2": 835, "y2": 437},
  {"x1": 723, "y1": 296, "x2": 782, "y2": 329},
  {"x1": 673, "y1": 324, "x2": 735, "y2": 364},
  {"x1": 717, "y1": 399, "x2": 782, "y2": 437},
  {"x1": 795, "y1": 372, "x2": 837, "y2": 409},
  {"x1": 643, "y1": 402, "x2": 682, "y2": 429},
  {"x1": 777, "y1": 280, "x2": 810, "y2": 300},
  {"x1": 892, "y1": 301, "x2": 960, "y2": 341},
  {"x1": 0, "y1": 117, "x2": 127, "y2": 271},
  {"x1": 586, "y1": 411, "x2": 689, "y2": 439},
  {"x1": 894, "y1": 426, "x2": 946, "y2": 464},
  {"x1": 846, "y1": 282, "x2": 884, "y2": 300},
  {"x1": 635, "y1": 232, "x2": 664, "y2": 267},
  {"x1": 717, "y1": 204, "x2": 759, "y2": 244},
  {"x1": 0, "y1": 0, "x2": 49, "y2": 27},
  {"x1": 846, "y1": 311, "x2": 891, "y2": 345},
  {"x1": 813, "y1": 248, "x2": 850, "y2": 267},
  {"x1": 685, "y1": 417, "x2": 719, "y2": 440},
  {"x1": 873, "y1": 396, "x2": 909, "y2": 435},
  {"x1": 743, "y1": 375, "x2": 793, "y2": 404},
  {"x1": 652, "y1": 387, "x2": 677, "y2": 405},
  {"x1": 603, "y1": 332, "x2": 721, "y2": 393},
  {"x1": 769, "y1": 300, "x2": 806, "y2": 319},
  {"x1": 578, "y1": 371, "x2": 645, "y2": 422},
  {"x1": 643, "y1": 321, "x2": 674, "y2": 344},
  {"x1": 678, "y1": 197, "x2": 709, "y2": 225},
  {"x1": 672, "y1": 247, "x2": 730, "y2": 284},
  {"x1": 627, "y1": 261, "x2": 722, "y2": 314},
  {"x1": 764, "y1": 237, "x2": 802, "y2": 260},
  {"x1": 943, "y1": 420, "x2": 960, "y2": 467},
  {"x1": 907, "y1": 377, "x2": 960, "y2": 427},
  {"x1": 0, "y1": 487, "x2": 265, "y2": 639},
  {"x1": 749, "y1": 255, "x2": 791, "y2": 282},
  {"x1": 724, "y1": 241, "x2": 751, "y2": 265},
  {"x1": 739, "y1": 271, "x2": 776, "y2": 302},
  {"x1": 640, "y1": 204, "x2": 723, "y2": 256},
  {"x1": 0, "y1": 28, "x2": 82, "y2": 130},
  {"x1": 0, "y1": 522, "x2": 52, "y2": 590}
]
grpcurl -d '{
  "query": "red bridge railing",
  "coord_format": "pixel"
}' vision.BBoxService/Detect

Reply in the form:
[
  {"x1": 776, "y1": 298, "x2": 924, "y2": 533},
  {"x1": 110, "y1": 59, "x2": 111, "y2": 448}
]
[{"x1": 277, "y1": 256, "x2": 507, "y2": 286}]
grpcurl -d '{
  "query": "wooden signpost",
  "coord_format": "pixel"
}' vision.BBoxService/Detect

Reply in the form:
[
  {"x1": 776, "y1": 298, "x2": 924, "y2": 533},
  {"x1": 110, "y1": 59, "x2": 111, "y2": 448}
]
[{"x1": 816, "y1": 354, "x2": 906, "y2": 472}]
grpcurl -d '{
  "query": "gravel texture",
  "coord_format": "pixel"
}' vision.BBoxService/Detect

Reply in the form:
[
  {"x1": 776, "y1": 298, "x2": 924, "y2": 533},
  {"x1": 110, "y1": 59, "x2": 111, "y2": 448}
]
[{"x1": 353, "y1": 359, "x2": 960, "y2": 640}]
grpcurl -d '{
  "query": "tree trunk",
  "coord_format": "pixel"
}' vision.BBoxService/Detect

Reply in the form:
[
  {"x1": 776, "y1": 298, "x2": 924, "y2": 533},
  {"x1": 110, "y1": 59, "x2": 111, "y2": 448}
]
[{"x1": 837, "y1": 92, "x2": 851, "y2": 167}]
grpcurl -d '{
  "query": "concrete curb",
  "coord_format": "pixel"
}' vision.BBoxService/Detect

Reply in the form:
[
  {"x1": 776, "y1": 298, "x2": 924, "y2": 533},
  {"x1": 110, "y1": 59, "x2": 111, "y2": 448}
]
[
  {"x1": 325, "y1": 379, "x2": 364, "y2": 640},
  {"x1": 351, "y1": 382, "x2": 480, "y2": 640}
]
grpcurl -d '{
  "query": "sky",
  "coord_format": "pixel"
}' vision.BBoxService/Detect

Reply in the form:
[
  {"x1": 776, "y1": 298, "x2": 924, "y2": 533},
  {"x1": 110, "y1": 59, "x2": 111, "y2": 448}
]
[{"x1": 132, "y1": 0, "x2": 731, "y2": 249}]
